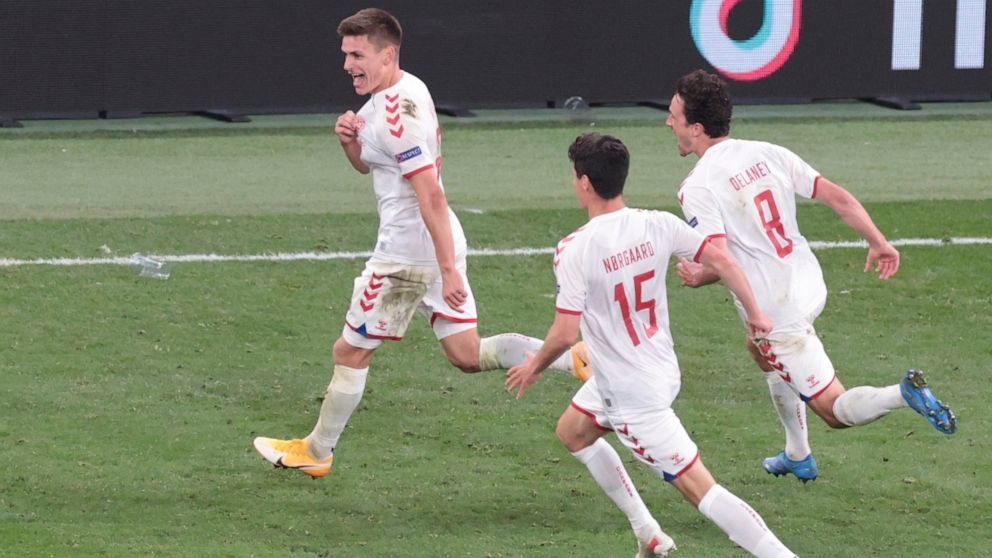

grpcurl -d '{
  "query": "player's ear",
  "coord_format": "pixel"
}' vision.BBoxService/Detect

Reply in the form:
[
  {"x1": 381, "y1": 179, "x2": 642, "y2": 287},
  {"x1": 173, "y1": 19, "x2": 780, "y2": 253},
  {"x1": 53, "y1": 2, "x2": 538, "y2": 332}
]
[{"x1": 579, "y1": 174, "x2": 593, "y2": 192}]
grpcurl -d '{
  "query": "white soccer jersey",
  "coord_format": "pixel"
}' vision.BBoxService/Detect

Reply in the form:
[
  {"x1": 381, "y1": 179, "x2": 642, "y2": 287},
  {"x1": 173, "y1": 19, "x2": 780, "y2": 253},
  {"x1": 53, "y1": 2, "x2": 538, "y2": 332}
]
[
  {"x1": 554, "y1": 207, "x2": 707, "y2": 411},
  {"x1": 678, "y1": 139, "x2": 827, "y2": 329},
  {"x1": 355, "y1": 72, "x2": 466, "y2": 266}
]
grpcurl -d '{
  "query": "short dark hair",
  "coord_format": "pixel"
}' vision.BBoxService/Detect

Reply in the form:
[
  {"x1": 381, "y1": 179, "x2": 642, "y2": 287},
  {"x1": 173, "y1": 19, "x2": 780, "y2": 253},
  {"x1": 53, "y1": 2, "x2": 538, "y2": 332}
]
[
  {"x1": 568, "y1": 133, "x2": 630, "y2": 200},
  {"x1": 676, "y1": 69, "x2": 732, "y2": 138},
  {"x1": 337, "y1": 8, "x2": 403, "y2": 50}
]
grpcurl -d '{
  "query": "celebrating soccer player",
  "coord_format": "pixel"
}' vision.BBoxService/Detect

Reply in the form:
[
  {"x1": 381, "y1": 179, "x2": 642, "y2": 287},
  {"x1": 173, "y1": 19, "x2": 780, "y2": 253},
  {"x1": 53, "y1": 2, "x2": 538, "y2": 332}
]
[
  {"x1": 507, "y1": 133, "x2": 798, "y2": 557},
  {"x1": 668, "y1": 69, "x2": 956, "y2": 482}
]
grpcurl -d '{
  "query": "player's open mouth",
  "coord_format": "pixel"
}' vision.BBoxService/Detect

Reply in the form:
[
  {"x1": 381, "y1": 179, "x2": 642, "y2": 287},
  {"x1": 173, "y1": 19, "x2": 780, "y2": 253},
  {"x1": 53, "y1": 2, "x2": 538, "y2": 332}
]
[{"x1": 351, "y1": 72, "x2": 366, "y2": 88}]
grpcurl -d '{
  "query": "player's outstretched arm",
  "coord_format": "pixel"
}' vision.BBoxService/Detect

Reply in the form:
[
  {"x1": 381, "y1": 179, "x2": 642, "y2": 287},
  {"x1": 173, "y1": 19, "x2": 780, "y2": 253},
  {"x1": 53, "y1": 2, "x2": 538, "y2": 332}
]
[
  {"x1": 506, "y1": 312, "x2": 580, "y2": 399},
  {"x1": 334, "y1": 111, "x2": 370, "y2": 174},
  {"x1": 814, "y1": 178, "x2": 900, "y2": 279},
  {"x1": 697, "y1": 242, "x2": 772, "y2": 337}
]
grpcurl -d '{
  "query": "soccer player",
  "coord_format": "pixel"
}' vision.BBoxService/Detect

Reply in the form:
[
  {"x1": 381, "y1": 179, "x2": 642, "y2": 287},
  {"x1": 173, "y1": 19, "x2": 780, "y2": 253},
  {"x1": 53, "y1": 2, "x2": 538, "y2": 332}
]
[
  {"x1": 253, "y1": 8, "x2": 585, "y2": 478},
  {"x1": 667, "y1": 69, "x2": 956, "y2": 482},
  {"x1": 507, "y1": 133, "x2": 798, "y2": 558}
]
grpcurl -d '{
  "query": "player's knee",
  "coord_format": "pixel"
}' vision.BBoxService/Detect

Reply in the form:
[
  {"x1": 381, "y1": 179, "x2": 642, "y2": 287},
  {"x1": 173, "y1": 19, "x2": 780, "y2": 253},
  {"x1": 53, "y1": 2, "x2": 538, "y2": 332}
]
[
  {"x1": 555, "y1": 419, "x2": 587, "y2": 453},
  {"x1": 332, "y1": 338, "x2": 353, "y2": 362},
  {"x1": 810, "y1": 399, "x2": 849, "y2": 429},
  {"x1": 446, "y1": 352, "x2": 481, "y2": 373},
  {"x1": 555, "y1": 423, "x2": 578, "y2": 451},
  {"x1": 332, "y1": 336, "x2": 375, "y2": 368},
  {"x1": 820, "y1": 413, "x2": 849, "y2": 429}
]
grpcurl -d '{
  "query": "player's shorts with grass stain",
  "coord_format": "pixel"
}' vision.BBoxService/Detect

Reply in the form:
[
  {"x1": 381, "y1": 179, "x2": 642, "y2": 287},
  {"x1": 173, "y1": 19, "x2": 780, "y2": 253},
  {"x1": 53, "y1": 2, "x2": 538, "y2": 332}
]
[{"x1": 342, "y1": 258, "x2": 478, "y2": 349}]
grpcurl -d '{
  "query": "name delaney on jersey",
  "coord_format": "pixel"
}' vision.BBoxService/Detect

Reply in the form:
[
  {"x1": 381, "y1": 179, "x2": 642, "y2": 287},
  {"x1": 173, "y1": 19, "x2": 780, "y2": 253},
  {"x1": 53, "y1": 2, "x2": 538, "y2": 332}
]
[
  {"x1": 603, "y1": 241, "x2": 656, "y2": 273},
  {"x1": 729, "y1": 160, "x2": 771, "y2": 191}
]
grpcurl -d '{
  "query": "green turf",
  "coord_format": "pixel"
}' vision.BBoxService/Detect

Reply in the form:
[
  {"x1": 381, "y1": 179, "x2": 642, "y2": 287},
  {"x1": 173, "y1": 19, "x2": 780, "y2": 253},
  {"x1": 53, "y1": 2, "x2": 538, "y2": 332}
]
[
  {"x1": 2, "y1": 103, "x2": 991, "y2": 220},
  {"x1": 2, "y1": 107, "x2": 991, "y2": 557}
]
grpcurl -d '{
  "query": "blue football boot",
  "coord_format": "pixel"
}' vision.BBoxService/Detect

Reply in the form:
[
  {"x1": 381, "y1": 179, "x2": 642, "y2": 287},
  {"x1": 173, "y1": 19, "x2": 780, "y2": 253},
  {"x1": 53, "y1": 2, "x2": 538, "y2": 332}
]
[
  {"x1": 900, "y1": 369, "x2": 956, "y2": 434},
  {"x1": 763, "y1": 451, "x2": 818, "y2": 483}
]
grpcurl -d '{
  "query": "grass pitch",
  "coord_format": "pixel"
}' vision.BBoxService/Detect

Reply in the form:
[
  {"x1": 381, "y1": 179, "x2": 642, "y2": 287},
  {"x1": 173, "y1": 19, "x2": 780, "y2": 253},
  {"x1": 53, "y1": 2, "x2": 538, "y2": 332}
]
[{"x1": 1, "y1": 104, "x2": 991, "y2": 557}]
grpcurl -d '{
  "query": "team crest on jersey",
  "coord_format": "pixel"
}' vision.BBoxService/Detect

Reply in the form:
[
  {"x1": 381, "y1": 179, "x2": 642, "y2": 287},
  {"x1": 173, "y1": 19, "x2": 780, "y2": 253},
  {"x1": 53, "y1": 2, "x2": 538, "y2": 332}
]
[
  {"x1": 396, "y1": 146, "x2": 423, "y2": 163},
  {"x1": 401, "y1": 99, "x2": 419, "y2": 118},
  {"x1": 688, "y1": 216, "x2": 698, "y2": 228}
]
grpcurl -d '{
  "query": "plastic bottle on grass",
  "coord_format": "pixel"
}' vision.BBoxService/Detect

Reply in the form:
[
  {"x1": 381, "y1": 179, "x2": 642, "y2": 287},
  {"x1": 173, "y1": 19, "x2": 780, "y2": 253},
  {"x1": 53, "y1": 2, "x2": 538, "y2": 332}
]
[{"x1": 132, "y1": 253, "x2": 170, "y2": 280}]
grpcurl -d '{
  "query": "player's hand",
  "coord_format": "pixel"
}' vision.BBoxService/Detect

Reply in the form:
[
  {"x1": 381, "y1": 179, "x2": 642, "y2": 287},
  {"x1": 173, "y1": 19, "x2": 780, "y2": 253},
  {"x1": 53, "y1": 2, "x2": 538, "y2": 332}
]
[
  {"x1": 676, "y1": 256, "x2": 705, "y2": 287},
  {"x1": 746, "y1": 310, "x2": 773, "y2": 339},
  {"x1": 334, "y1": 111, "x2": 364, "y2": 144},
  {"x1": 441, "y1": 269, "x2": 467, "y2": 313},
  {"x1": 865, "y1": 242, "x2": 900, "y2": 280},
  {"x1": 506, "y1": 352, "x2": 541, "y2": 400}
]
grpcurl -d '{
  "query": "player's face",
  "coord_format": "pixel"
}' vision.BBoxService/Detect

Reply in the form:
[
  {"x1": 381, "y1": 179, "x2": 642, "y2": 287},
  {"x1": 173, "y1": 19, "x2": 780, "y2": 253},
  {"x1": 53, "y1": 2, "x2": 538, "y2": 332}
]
[
  {"x1": 342, "y1": 35, "x2": 394, "y2": 95},
  {"x1": 665, "y1": 94, "x2": 696, "y2": 157}
]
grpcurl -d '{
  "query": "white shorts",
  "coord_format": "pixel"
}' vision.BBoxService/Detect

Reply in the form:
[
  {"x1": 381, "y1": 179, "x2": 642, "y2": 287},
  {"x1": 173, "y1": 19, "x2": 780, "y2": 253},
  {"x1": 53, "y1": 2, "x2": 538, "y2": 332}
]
[
  {"x1": 755, "y1": 301, "x2": 837, "y2": 401},
  {"x1": 342, "y1": 259, "x2": 478, "y2": 350},
  {"x1": 571, "y1": 376, "x2": 700, "y2": 482}
]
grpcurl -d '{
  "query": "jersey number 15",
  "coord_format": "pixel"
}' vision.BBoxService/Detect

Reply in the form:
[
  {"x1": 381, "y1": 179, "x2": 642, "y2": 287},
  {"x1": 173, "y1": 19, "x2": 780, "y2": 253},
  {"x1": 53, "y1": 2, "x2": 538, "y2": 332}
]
[{"x1": 613, "y1": 270, "x2": 658, "y2": 347}]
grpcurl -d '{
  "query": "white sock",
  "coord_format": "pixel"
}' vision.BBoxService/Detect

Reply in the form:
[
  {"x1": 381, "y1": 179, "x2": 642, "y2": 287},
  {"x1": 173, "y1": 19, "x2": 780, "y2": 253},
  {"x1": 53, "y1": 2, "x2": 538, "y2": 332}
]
[
  {"x1": 571, "y1": 438, "x2": 655, "y2": 535},
  {"x1": 478, "y1": 333, "x2": 573, "y2": 372},
  {"x1": 765, "y1": 372, "x2": 811, "y2": 460},
  {"x1": 305, "y1": 365, "x2": 368, "y2": 459},
  {"x1": 832, "y1": 384, "x2": 906, "y2": 426},
  {"x1": 697, "y1": 484, "x2": 796, "y2": 558}
]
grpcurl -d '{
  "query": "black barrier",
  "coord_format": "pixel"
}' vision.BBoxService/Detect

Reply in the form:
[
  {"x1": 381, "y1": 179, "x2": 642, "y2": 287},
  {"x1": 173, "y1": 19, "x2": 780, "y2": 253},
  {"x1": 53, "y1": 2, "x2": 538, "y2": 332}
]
[{"x1": 0, "y1": 0, "x2": 988, "y2": 121}]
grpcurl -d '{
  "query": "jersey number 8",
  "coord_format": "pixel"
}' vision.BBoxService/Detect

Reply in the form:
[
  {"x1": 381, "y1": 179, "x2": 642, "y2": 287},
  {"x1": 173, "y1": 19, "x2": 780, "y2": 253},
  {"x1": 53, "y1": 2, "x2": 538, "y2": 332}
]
[{"x1": 754, "y1": 190, "x2": 794, "y2": 258}]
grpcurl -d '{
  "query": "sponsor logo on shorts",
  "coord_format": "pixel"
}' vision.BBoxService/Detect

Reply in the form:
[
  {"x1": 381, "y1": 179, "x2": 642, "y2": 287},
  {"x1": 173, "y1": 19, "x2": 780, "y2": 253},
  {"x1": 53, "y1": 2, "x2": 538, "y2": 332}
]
[
  {"x1": 375, "y1": 319, "x2": 388, "y2": 331},
  {"x1": 395, "y1": 146, "x2": 423, "y2": 163},
  {"x1": 688, "y1": 216, "x2": 699, "y2": 228}
]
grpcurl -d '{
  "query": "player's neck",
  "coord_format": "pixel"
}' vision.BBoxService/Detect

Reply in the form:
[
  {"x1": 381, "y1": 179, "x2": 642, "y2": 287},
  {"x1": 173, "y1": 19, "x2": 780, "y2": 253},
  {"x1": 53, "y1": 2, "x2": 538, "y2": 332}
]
[
  {"x1": 587, "y1": 196, "x2": 626, "y2": 219},
  {"x1": 696, "y1": 135, "x2": 730, "y2": 158},
  {"x1": 373, "y1": 68, "x2": 404, "y2": 94}
]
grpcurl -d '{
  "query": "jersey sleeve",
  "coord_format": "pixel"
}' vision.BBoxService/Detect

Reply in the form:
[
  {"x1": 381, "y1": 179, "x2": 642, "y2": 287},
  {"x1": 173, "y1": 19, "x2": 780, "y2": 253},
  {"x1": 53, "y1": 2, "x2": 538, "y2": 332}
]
[
  {"x1": 775, "y1": 144, "x2": 820, "y2": 199},
  {"x1": 678, "y1": 183, "x2": 726, "y2": 246},
  {"x1": 380, "y1": 94, "x2": 436, "y2": 179},
  {"x1": 553, "y1": 234, "x2": 585, "y2": 315},
  {"x1": 654, "y1": 211, "x2": 708, "y2": 262}
]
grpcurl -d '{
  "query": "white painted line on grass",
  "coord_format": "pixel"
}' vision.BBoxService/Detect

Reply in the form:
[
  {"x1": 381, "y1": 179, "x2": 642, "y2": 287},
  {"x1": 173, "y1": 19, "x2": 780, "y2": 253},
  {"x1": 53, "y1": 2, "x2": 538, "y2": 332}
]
[{"x1": 0, "y1": 237, "x2": 989, "y2": 268}]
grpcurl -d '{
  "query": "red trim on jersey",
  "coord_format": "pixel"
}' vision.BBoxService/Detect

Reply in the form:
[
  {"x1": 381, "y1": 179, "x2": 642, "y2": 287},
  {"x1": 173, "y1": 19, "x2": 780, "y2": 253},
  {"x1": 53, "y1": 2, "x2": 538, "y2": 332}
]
[
  {"x1": 805, "y1": 374, "x2": 838, "y2": 401},
  {"x1": 429, "y1": 312, "x2": 478, "y2": 327},
  {"x1": 570, "y1": 402, "x2": 613, "y2": 432},
  {"x1": 693, "y1": 234, "x2": 727, "y2": 263},
  {"x1": 556, "y1": 307, "x2": 582, "y2": 316},
  {"x1": 345, "y1": 320, "x2": 403, "y2": 341},
  {"x1": 403, "y1": 164, "x2": 435, "y2": 179},
  {"x1": 671, "y1": 452, "x2": 701, "y2": 479},
  {"x1": 811, "y1": 175, "x2": 823, "y2": 198}
]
